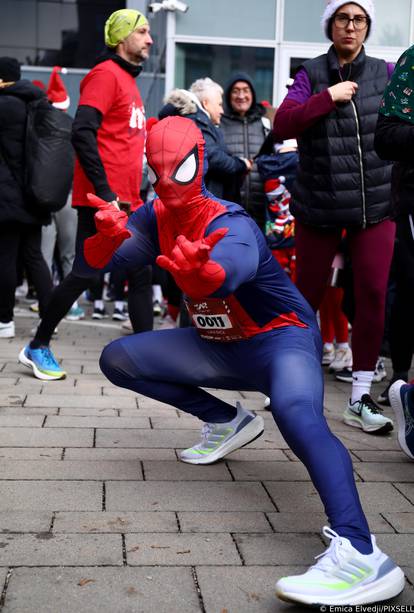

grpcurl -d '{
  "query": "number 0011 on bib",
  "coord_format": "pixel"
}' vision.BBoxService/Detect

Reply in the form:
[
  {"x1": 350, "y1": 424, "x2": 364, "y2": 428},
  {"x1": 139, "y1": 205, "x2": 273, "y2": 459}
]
[{"x1": 185, "y1": 298, "x2": 248, "y2": 342}]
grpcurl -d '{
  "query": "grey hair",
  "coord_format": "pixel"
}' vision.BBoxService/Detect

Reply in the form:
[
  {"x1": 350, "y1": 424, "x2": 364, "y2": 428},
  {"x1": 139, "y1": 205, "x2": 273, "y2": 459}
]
[{"x1": 189, "y1": 77, "x2": 223, "y2": 103}]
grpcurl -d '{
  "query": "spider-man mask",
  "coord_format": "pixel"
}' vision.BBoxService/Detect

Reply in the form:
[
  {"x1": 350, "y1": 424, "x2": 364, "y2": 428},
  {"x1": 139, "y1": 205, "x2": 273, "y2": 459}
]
[{"x1": 146, "y1": 116, "x2": 205, "y2": 210}]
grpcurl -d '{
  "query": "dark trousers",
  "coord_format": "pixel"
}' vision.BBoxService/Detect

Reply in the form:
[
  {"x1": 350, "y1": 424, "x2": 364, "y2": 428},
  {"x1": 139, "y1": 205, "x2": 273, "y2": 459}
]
[
  {"x1": 32, "y1": 207, "x2": 153, "y2": 345},
  {"x1": 389, "y1": 214, "x2": 414, "y2": 375},
  {"x1": 0, "y1": 222, "x2": 53, "y2": 323}
]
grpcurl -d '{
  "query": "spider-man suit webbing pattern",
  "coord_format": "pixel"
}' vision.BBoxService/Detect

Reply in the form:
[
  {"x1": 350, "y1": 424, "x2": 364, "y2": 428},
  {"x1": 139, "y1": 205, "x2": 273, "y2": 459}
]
[{"x1": 77, "y1": 116, "x2": 372, "y2": 555}]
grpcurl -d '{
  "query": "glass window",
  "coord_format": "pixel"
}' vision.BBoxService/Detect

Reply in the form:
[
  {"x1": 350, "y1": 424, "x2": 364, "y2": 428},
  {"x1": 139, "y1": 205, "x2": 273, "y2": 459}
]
[
  {"x1": 284, "y1": 0, "x2": 326, "y2": 43},
  {"x1": 176, "y1": 0, "x2": 277, "y2": 40},
  {"x1": 368, "y1": 0, "x2": 411, "y2": 46},
  {"x1": 0, "y1": 0, "x2": 125, "y2": 67},
  {"x1": 175, "y1": 43, "x2": 274, "y2": 103}
]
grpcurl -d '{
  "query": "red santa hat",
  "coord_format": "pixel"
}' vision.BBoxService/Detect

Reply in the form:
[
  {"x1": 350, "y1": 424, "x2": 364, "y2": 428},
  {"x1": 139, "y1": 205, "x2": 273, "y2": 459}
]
[{"x1": 47, "y1": 66, "x2": 70, "y2": 110}]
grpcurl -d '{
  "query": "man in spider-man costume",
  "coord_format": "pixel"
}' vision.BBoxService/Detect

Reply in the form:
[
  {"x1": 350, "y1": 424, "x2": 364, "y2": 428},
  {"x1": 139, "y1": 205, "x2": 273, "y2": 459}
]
[{"x1": 75, "y1": 116, "x2": 404, "y2": 607}]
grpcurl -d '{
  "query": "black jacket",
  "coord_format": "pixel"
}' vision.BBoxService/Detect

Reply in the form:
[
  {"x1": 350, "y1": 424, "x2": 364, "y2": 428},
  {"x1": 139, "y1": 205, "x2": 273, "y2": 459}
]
[
  {"x1": 292, "y1": 46, "x2": 392, "y2": 228},
  {"x1": 375, "y1": 114, "x2": 414, "y2": 218},
  {"x1": 0, "y1": 80, "x2": 50, "y2": 225},
  {"x1": 220, "y1": 71, "x2": 270, "y2": 228}
]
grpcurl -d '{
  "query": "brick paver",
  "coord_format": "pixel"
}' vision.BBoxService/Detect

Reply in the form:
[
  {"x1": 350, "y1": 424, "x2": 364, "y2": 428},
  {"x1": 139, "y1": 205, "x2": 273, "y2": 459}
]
[{"x1": 0, "y1": 313, "x2": 412, "y2": 611}]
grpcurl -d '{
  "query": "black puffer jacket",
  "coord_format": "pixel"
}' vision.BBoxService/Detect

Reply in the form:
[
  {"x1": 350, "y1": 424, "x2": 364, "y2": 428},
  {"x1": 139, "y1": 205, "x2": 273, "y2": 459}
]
[
  {"x1": 0, "y1": 80, "x2": 50, "y2": 225},
  {"x1": 375, "y1": 114, "x2": 414, "y2": 218},
  {"x1": 220, "y1": 72, "x2": 270, "y2": 228}
]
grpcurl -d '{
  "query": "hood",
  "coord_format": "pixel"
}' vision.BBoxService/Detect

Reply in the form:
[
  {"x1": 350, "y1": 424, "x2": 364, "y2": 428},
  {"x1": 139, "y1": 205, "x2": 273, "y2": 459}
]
[
  {"x1": 158, "y1": 89, "x2": 210, "y2": 121},
  {"x1": 0, "y1": 79, "x2": 46, "y2": 102},
  {"x1": 223, "y1": 71, "x2": 265, "y2": 118},
  {"x1": 94, "y1": 49, "x2": 142, "y2": 77}
]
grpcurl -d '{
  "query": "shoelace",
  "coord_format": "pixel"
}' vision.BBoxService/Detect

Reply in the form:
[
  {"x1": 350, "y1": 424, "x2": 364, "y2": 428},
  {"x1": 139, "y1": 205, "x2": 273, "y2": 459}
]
[
  {"x1": 360, "y1": 395, "x2": 383, "y2": 415},
  {"x1": 201, "y1": 423, "x2": 214, "y2": 441},
  {"x1": 312, "y1": 527, "x2": 342, "y2": 572},
  {"x1": 39, "y1": 347, "x2": 59, "y2": 368}
]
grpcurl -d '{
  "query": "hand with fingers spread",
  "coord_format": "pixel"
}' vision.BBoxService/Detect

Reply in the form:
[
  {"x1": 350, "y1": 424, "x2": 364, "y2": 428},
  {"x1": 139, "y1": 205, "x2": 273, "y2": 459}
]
[
  {"x1": 84, "y1": 193, "x2": 132, "y2": 268},
  {"x1": 156, "y1": 227, "x2": 229, "y2": 299}
]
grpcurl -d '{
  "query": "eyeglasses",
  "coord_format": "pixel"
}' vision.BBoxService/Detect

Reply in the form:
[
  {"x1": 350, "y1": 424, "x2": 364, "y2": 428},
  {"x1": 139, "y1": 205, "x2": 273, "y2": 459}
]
[
  {"x1": 334, "y1": 13, "x2": 368, "y2": 30},
  {"x1": 231, "y1": 87, "x2": 251, "y2": 96}
]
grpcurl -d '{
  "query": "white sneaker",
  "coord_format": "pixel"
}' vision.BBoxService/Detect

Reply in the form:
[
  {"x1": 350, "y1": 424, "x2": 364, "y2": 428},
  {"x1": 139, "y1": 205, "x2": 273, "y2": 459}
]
[
  {"x1": 373, "y1": 357, "x2": 387, "y2": 383},
  {"x1": 329, "y1": 347, "x2": 352, "y2": 372},
  {"x1": 322, "y1": 345, "x2": 335, "y2": 366},
  {"x1": 0, "y1": 321, "x2": 15, "y2": 338},
  {"x1": 180, "y1": 402, "x2": 264, "y2": 465},
  {"x1": 275, "y1": 526, "x2": 405, "y2": 606},
  {"x1": 343, "y1": 394, "x2": 393, "y2": 434}
]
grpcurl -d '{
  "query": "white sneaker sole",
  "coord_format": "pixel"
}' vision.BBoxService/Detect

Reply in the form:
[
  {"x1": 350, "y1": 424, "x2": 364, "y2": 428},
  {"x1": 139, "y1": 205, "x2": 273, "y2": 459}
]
[
  {"x1": 180, "y1": 414, "x2": 264, "y2": 465},
  {"x1": 275, "y1": 566, "x2": 405, "y2": 606},
  {"x1": 343, "y1": 411, "x2": 393, "y2": 434},
  {"x1": 18, "y1": 348, "x2": 66, "y2": 381},
  {"x1": 389, "y1": 380, "x2": 414, "y2": 460},
  {"x1": 0, "y1": 331, "x2": 15, "y2": 339}
]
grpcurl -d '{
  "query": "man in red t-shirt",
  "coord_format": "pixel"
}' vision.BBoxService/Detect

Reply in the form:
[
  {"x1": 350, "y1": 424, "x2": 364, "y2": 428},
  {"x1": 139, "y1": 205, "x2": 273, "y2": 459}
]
[{"x1": 19, "y1": 9, "x2": 154, "y2": 380}]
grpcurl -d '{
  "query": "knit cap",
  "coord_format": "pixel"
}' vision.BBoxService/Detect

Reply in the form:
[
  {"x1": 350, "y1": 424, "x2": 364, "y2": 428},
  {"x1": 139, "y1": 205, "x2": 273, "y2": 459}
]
[
  {"x1": 321, "y1": 0, "x2": 375, "y2": 40},
  {"x1": 0, "y1": 57, "x2": 20, "y2": 82},
  {"x1": 104, "y1": 9, "x2": 148, "y2": 48}
]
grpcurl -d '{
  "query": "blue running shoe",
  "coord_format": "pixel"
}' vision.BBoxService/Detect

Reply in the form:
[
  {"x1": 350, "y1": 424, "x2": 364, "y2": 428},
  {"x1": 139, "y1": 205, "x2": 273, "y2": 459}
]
[
  {"x1": 389, "y1": 380, "x2": 414, "y2": 460},
  {"x1": 18, "y1": 345, "x2": 66, "y2": 381}
]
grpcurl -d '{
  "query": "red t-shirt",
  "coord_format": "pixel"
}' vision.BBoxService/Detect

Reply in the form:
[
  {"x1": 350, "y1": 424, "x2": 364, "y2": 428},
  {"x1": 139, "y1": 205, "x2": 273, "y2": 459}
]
[{"x1": 72, "y1": 60, "x2": 146, "y2": 210}]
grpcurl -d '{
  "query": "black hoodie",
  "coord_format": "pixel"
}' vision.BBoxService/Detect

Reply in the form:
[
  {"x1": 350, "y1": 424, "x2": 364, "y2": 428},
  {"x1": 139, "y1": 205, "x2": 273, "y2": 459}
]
[
  {"x1": 0, "y1": 80, "x2": 50, "y2": 224},
  {"x1": 220, "y1": 72, "x2": 269, "y2": 229}
]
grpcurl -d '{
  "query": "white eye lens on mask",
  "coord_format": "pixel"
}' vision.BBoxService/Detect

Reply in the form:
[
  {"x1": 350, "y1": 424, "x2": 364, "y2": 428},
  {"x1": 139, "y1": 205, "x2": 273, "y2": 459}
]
[
  {"x1": 147, "y1": 164, "x2": 158, "y2": 185},
  {"x1": 174, "y1": 151, "x2": 197, "y2": 184}
]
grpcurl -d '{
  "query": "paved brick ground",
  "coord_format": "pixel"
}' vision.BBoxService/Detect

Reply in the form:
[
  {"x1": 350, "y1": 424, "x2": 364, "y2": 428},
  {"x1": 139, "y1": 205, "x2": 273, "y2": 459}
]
[{"x1": 0, "y1": 309, "x2": 412, "y2": 612}]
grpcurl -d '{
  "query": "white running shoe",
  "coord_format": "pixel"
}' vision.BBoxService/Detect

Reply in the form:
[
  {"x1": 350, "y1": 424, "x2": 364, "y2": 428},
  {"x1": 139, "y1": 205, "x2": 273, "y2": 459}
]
[
  {"x1": 275, "y1": 526, "x2": 405, "y2": 606},
  {"x1": 180, "y1": 402, "x2": 264, "y2": 465},
  {"x1": 343, "y1": 394, "x2": 393, "y2": 434},
  {"x1": 0, "y1": 321, "x2": 15, "y2": 338},
  {"x1": 373, "y1": 357, "x2": 387, "y2": 383},
  {"x1": 329, "y1": 347, "x2": 352, "y2": 372},
  {"x1": 322, "y1": 345, "x2": 335, "y2": 366}
]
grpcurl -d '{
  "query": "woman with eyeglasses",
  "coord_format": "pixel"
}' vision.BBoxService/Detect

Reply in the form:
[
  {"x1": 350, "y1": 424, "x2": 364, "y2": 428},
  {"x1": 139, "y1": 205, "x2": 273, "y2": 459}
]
[{"x1": 274, "y1": 1, "x2": 395, "y2": 434}]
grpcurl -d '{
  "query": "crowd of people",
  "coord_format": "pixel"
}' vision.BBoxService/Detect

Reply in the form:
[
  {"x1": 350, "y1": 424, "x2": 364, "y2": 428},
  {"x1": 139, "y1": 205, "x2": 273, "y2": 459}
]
[{"x1": 0, "y1": 0, "x2": 413, "y2": 607}]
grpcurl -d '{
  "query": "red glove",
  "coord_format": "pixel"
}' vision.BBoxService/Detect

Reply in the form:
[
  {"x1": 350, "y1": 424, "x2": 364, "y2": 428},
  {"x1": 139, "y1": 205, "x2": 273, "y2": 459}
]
[
  {"x1": 156, "y1": 227, "x2": 228, "y2": 299},
  {"x1": 84, "y1": 193, "x2": 132, "y2": 268}
]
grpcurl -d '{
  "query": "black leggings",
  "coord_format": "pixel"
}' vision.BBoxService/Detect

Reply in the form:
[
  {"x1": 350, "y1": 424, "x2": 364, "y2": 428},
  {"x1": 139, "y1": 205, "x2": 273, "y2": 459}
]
[
  {"x1": 389, "y1": 214, "x2": 414, "y2": 376},
  {"x1": 0, "y1": 222, "x2": 53, "y2": 323},
  {"x1": 32, "y1": 207, "x2": 153, "y2": 346}
]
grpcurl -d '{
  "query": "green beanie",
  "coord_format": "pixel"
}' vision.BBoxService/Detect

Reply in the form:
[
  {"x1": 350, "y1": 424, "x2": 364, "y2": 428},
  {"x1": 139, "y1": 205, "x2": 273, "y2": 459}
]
[{"x1": 104, "y1": 9, "x2": 148, "y2": 48}]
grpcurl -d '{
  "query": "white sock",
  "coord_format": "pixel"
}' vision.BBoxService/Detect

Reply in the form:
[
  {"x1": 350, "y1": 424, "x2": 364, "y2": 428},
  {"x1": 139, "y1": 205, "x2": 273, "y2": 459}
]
[
  {"x1": 337, "y1": 342, "x2": 349, "y2": 350},
  {"x1": 323, "y1": 343, "x2": 334, "y2": 351},
  {"x1": 152, "y1": 284, "x2": 162, "y2": 303},
  {"x1": 351, "y1": 371, "x2": 374, "y2": 404},
  {"x1": 94, "y1": 300, "x2": 104, "y2": 310},
  {"x1": 115, "y1": 300, "x2": 125, "y2": 311}
]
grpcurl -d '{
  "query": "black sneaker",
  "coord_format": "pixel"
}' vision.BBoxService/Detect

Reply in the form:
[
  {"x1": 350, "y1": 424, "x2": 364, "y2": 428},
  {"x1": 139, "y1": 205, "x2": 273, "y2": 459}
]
[
  {"x1": 112, "y1": 308, "x2": 128, "y2": 321},
  {"x1": 92, "y1": 307, "x2": 109, "y2": 320},
  {"x1": 335, "y1": 367, "x2": 353, "y2": 383}
]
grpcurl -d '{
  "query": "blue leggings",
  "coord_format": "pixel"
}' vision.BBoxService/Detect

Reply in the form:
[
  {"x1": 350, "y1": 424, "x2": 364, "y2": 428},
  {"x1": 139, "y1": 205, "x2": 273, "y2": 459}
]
[{"x1": 100, "y1": 325, "x2": 372, "y2": 554}]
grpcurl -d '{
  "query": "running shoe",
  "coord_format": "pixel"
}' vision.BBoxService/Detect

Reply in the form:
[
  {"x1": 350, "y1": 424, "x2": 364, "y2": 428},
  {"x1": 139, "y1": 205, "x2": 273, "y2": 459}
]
[
  {"x1": 329, "y1": 347, "x2": 352, "y2": 372},
  {"x1": 389, "y1": 380, "x2": 414, "y2": 459},
  {"x1": 112, "y1": 308, "x2": 128, "y2": 321},
  {"x1": 66, "y1": 306, "x2": 85, "y2": 321},
  {"x1": 343, "y1": 394, "x2": 393, "y2": 434},
  {"x1": 18, "y1": 345, "x2": 66, "y2": 380},
  {"x1": 0, "y1": 321, "x2": 15, "y2": 339},
  {"x1": 373, "y1": 357, "x2": 387, "y2": 383},
  {"x1": 92, "y1": 307, "x2": 109, "y2": 320},
  {"x1": 335, "y1": 367, "x2": 353, "y2": 383},
  {"x1": 322, "y1": 345, "x2": 335, "y2": 366},
  {"x1": 153, "y1": 300, "x2": 162, "y2": 316},
  {"x1": 275, "y1": 526, "x2": 405, "y2": 606},
  {"x1": 180, "y1": 402, "x2": 264, "y2": 465}
]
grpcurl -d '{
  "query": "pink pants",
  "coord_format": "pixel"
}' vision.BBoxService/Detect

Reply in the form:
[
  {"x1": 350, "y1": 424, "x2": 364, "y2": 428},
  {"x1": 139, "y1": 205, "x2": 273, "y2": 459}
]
[{"x1": 296, "y1": 220, "x2": 395, "y2": 371}]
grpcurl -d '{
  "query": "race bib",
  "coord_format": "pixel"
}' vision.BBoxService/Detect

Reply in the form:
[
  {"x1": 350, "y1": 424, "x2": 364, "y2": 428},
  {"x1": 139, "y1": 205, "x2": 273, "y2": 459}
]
[{"x1": 185, "y1": 298, "x2": 248, "y2": 342}]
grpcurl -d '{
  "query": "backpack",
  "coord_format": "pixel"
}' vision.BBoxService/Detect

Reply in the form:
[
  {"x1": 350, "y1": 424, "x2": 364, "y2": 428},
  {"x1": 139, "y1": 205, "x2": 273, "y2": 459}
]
[{"x1": 25, "y1": 97, "x2": 74, "y2": 212}]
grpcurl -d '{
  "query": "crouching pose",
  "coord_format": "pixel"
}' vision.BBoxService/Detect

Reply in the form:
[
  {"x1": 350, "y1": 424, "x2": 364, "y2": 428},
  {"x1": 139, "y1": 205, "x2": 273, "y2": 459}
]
[{"x1": 75, "y1": 116, "x2": 404, "y2": 606}]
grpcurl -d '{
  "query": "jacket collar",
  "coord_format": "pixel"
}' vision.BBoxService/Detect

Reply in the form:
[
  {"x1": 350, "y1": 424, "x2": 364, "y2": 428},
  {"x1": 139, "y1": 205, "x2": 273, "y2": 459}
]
[{"x1": 327, "y1": 44, "x2": 366, "y2": 84}]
